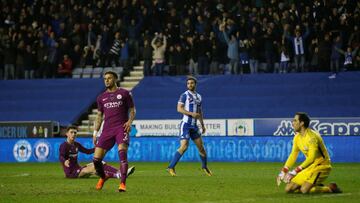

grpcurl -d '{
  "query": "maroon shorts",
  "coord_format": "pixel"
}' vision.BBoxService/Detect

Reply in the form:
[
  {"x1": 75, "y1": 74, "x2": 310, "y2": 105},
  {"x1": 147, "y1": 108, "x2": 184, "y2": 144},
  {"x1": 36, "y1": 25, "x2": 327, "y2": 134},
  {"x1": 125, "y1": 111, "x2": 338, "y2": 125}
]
[
  {"x1": 65, "y1": 165, "x2": 86, "y2": 178},
  {"x1": 96, "y1": 126, "x2": 129, "y2": 150}
]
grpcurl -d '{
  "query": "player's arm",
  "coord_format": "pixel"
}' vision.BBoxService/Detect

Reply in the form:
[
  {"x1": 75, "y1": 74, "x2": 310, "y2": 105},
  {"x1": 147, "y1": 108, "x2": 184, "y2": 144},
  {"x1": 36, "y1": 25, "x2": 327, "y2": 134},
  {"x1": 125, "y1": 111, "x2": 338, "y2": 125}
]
[
  {"x1": 277, "y1": 136, "x2": 299, "y2": 185},
  {"x1": 299, "y1": 137, "x2": 318, "y2": 169},
  {"x1": 93, "y1": 110, "x2": 103, "y2": 145},
  {"x1": 124, "y1": 92, "x2": 136, "y2": 133},
  {"x1": 198, "y1": 107, "x2": 206, "y2": 134},
  {"x1": 124, "y1": 106, "x2": 136, "y2": 133},
  {"x1": 284, "y1": 136, "x2": 300, "y2": 168},
  {"x1": 177, "y1": 102, "x2": 200, "y2": 118},
  {"x1": 59, "y1": 143, "x2": 69, "y2": 167},
  {"x1": 76, "y1": 142, "x2": 95, "y2": 154}
]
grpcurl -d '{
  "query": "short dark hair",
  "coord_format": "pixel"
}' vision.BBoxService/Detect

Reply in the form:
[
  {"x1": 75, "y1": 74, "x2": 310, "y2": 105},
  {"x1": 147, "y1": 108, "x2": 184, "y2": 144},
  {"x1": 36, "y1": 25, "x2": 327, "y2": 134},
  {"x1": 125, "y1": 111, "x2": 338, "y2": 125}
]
[
  {"x1": 296, "y1": 112, "x2": 310, "y2": 128},
  {"x1": 104, "y1": 71, "x2": 118, "y2": 79},
  {"x1": 186, "y1": 76, "x2": 197, "y2": 84},
  {"x1": 66, "y1": 125, "x2": 78, "y2": 132}
]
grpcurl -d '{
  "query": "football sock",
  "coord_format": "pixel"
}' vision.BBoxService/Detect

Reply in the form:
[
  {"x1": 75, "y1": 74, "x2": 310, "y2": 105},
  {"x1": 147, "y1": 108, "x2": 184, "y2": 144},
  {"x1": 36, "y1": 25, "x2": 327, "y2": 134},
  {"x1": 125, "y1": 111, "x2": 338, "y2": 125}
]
[
  {"x1": 168, "y1": 151, "x2": 182, "y2": 169},
  {"x1": 104, "y1": 164, "x2": 120, "y2": 178},
  {"x1": 309, "y1": 186, "x2": 332, "y2": 193},
  {"x1": 93, "y1": 157, "x2": 105, "y2": 179},
  {"x1": 119, "y1": 150, "x2": 128, "y2": 184},
  {"x1": 200, "y1": 155, "x2": 207, "y2": 169}
]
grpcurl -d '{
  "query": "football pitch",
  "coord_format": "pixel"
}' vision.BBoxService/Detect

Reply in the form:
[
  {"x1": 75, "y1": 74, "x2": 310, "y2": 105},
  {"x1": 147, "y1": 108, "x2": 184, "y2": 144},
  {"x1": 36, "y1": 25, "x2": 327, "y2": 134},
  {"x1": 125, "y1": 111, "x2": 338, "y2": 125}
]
[{"x1": 0, "y1": 162, "x2": 359, "y2": 203}]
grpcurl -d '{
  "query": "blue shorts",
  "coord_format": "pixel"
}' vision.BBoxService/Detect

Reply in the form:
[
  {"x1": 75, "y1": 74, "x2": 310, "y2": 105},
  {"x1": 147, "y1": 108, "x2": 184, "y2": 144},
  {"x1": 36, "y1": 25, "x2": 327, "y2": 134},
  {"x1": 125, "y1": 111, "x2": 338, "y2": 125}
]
[{"x1": 179, "y1": 122, "x2": 201, "y2": 140}]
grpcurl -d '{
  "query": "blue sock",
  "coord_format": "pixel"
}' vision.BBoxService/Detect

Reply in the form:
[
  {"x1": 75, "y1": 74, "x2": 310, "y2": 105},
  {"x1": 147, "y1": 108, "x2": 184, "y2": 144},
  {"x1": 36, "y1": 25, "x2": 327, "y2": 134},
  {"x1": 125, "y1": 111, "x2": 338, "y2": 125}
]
[
  {"x1": 168, "y1": 151, "x2": 182, "y2": 169},
  {"x1": 200, "y1": 155, "x2": 207, "y2": 169}
]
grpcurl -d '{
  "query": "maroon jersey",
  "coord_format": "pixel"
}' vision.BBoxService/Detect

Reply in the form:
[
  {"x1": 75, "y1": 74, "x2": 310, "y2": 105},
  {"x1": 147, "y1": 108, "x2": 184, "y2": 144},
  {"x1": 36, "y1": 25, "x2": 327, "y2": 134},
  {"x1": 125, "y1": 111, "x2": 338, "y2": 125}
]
[
  {"x1": 59, "y1": 141, "x2": 94, "y2": 178},
  {"x1": 96, "y1": 88, "x2": 134, "y2": 131}
]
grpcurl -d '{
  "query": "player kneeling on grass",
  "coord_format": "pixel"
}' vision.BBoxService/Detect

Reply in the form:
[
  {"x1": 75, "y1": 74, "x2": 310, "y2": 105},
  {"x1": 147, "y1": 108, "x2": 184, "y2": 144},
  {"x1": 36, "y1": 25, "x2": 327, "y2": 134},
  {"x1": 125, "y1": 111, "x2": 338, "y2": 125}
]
[
  {"x1": 276, "y1": 112, "x2": 341, "y2": 194},
  {"x1": 59, "y1": 126, "x2": 135, "y2": 179}
]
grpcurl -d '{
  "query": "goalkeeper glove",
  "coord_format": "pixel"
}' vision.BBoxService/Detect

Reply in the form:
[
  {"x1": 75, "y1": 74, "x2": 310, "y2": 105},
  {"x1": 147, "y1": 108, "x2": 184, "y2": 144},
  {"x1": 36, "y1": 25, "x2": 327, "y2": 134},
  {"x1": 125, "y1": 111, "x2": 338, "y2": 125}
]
[
  {"x1": 276, "y1": 166, "x2": 289, "y2": 186},
  {"x1": 284, "y1": 166, "x2": 302, "y2": 183}
]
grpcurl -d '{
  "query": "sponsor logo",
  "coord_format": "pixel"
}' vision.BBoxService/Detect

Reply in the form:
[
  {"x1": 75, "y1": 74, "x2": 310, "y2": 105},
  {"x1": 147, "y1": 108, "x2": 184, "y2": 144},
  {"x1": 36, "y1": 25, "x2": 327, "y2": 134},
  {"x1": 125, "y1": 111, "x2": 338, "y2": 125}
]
[
  {"x1": 33, "y1": 140, "x2": 51, "y2": 162},
  {"x1": 273, "y1": 120, "x2": 360, "y2": 136},
  {"x1": 273, "y1": 120, "x2": 294, "y2": 136},
  {"x1": 117, "y1": 94, "x2": 122, "y2": 99},
  {"x1": 13, "y1": 140, "x2": 32, "y2": 162},
  {"x1": 104, "y1": 101, "x2": 123, "y2": 108},
  {"x1": 233, "y1": 121, "x2": 250, "y2": 136},
  {"x1": 228, "y1": 119, "x2": 254, "y2": 136}
]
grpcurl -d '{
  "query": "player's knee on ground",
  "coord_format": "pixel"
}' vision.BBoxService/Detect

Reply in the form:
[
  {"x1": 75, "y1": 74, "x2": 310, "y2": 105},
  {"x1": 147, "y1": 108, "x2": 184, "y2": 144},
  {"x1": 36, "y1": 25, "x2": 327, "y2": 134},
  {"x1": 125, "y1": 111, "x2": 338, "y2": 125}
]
[
  {"x1": 285, "y1": 183, "x2": 298, "y2": 193},
  {"x1": 300, "y1": 187, "x2": 310, "y2": 194},
  {"x1": 300, "y1": 183, "x2": 312, "y2": 194}
]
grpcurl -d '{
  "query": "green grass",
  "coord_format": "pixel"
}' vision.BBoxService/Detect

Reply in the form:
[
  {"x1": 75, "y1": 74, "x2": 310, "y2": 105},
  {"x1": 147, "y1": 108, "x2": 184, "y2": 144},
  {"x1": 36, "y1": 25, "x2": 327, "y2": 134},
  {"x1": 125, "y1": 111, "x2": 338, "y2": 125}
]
[{"x1": 0, "y1": 162, "x2": 359, "y2": 203}]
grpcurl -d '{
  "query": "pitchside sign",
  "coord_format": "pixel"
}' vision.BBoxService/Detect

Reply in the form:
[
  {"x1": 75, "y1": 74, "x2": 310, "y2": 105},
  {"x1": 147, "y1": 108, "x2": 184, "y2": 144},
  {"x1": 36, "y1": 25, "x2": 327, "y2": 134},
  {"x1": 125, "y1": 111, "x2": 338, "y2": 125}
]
[
  {"x1": 131, "y1": 119, "x2": 226, "y2": 137},
  {"x1": 131, "y1": 118, "x2": 360, "y2": 136},
  {"x1": 255, "y1": 118, "x2": 360, "y2": 136},
  {"x1": 0, "y1": 121, "x2": 59, "y2": 138},
  {"x1": 1, "y1": 136, "x2": 359, "y2": 162}
]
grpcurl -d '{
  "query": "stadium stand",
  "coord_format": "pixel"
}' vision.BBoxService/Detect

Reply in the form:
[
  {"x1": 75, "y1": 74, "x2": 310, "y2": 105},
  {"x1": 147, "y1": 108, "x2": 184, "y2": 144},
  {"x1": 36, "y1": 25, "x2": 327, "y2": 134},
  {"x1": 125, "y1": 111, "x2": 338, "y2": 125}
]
[
  {"x1": 1, "y1": 0, "x2": 359, "y2": 80},
  {"x1": 132, "y1": 72, "x2": 360, "y2": 119},
  {"x1": 0, "y1": 79, "x2": 104, "y2": 126}
]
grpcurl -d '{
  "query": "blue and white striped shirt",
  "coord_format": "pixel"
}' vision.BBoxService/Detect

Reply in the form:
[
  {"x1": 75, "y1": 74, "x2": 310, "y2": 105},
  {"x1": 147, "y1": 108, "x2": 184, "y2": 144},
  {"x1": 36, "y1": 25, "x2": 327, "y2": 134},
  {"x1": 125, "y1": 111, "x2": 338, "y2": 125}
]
[{"x1": 178, "y1": 90, "x2": 202, "y2": 126}]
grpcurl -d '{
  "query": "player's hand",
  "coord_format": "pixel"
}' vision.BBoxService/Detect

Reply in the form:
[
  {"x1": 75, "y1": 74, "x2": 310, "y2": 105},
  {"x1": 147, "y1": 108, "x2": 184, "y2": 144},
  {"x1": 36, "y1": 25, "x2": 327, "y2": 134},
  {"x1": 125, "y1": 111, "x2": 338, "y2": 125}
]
[
  {"x1": 284, "y1": 166, "x2": 302, "y2": 183},
  {"x1": 123, "y1": 121, "x2": 132, "y2": 133},
  {"x1": 201, "y1": 125, "x2": 206, "y2": 134},
  {"x1": 276, "y1": 171, "x2": 286, "y2": 186},
  {"x1": 191, "y1": 112, "x2": 201, "y2": 119},
  {"x1": 92, "y1": 130, "x2": 98, "y2": 146},
  {"x1": 92, "y1": 136, "x2": 97, "y2": 146},
  {"x1": 276, "y1": 167, "x2": 288, "y2": 186},
  {"x1": 64, "y1": 159, "x2": 70, "y2": 167}
]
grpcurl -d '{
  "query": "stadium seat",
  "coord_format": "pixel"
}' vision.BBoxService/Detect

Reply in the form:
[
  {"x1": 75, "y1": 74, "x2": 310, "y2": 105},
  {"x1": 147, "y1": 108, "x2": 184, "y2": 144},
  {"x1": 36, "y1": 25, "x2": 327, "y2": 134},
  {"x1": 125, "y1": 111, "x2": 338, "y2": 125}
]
[
  {"x1": 103, "y1": 67, "x2": 113, "y2": 73},
  {"x1": 113, "y1": 67, "x2": 124, "y2": 77},
  {"x1": 82, "y1": 67, "x2": 93, "y2": 78},
  {"x1": 72, "y1": 68, "x2": 83, "y2": 79},
  {"x1": 92, "y1": 67, "x2": 104, "y2": 78}
]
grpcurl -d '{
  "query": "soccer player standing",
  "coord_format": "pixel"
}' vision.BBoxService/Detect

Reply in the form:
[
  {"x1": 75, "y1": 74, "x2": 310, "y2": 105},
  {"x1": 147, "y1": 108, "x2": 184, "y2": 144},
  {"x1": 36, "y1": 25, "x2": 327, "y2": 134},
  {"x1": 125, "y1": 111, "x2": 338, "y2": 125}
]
[
  {"x1": 167, "y1": 76, "x2": 212, "y2": 176},
  {"x1": 59, "y1": 126, "x2": 135, "y2": 179},
  {"x1": 277, "y1": 112, "x2": 342, "y2": 193},
  {"x1": 92, "y1": 71, "x2": 135, "y2": 192}
]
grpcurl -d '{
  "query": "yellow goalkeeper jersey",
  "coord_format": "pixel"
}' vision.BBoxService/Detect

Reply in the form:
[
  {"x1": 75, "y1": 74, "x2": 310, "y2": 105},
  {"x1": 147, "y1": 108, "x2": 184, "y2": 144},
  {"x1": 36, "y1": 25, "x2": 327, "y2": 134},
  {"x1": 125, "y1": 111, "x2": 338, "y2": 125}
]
[{"x1": 285, "y1": 128, "x2": 331, "y2": 169}]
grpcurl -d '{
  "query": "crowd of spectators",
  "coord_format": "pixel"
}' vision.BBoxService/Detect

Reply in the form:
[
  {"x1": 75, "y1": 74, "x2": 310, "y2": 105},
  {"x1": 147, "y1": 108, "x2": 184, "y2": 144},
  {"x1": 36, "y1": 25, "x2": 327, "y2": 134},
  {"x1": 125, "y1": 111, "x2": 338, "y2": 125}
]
[{"x1": 0, "y1": 0, "x2": 359, "y2": 80}]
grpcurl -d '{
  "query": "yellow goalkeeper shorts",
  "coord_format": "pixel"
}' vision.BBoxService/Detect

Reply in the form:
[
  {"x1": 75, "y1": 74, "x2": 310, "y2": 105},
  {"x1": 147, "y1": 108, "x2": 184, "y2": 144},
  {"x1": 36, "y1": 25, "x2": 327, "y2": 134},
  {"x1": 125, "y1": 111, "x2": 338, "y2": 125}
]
[{"x1": 291, "y1": 163, "x2": 332, "y2": 186}]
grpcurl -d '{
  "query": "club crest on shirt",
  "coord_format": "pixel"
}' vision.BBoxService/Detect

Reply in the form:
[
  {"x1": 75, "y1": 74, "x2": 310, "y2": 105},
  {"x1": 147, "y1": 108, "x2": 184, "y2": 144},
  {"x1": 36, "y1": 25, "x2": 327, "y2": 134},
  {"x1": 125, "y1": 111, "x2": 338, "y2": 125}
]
[{"x1": 117, "y1": 94, "x2": 122, "y2": 99}]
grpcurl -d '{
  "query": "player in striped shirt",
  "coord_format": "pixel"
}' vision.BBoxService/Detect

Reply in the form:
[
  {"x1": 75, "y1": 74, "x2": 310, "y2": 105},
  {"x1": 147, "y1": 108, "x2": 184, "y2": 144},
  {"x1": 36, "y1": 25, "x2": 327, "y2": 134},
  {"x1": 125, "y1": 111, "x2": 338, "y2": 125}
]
[{"x1": 167, "y1": 76, "x2": 212, "y2": 176}]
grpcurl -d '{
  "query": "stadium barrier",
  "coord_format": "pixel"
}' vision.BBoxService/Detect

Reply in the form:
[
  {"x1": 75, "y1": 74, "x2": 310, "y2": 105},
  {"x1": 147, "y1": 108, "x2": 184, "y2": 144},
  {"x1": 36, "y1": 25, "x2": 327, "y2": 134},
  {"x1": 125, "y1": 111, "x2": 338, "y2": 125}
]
[
  {"x1": 2, "y1": 136, "x2": 359, "y2": 163},
  {"x1": 130, "y1": 118, "x2": 360, "y2": 136}
]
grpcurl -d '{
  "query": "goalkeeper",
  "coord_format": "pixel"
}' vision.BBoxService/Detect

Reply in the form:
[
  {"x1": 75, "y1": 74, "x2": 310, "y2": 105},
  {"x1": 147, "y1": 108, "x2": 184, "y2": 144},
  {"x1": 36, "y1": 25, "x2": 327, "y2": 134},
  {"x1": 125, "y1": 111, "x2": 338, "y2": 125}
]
[{"x1": 276, "y1": 112, "x2": 342, "y2": 194}]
